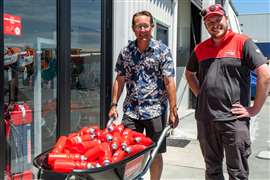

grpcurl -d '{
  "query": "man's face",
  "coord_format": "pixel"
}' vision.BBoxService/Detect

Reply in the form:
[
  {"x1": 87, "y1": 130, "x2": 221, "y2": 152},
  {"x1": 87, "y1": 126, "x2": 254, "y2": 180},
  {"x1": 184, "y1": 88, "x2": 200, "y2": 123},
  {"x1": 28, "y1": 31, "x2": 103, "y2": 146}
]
[
  {"x1": 204, "y1": 15, "x2": 228, "y2": 39},
  {"x1": 133, "y1": 15, "x2": 153, "y2": 42}
]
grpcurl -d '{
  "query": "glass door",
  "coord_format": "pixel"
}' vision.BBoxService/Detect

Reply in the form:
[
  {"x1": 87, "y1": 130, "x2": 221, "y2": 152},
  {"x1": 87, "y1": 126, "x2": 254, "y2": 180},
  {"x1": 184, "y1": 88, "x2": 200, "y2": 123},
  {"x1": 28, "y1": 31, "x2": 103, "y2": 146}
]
[
  {"x1": 70, "y1": 0, "x2": 102, "y2": 132},
  {"x1": 3, "y1": 0, "x2": 56, "y2": 178}
]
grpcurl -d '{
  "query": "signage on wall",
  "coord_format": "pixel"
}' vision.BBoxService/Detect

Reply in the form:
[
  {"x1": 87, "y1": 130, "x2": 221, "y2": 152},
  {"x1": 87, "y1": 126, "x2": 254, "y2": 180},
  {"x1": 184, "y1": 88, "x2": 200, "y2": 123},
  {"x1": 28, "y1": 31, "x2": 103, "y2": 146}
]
[{"x1": 4, "y1": 13, "x2": 22, "y2": 36}]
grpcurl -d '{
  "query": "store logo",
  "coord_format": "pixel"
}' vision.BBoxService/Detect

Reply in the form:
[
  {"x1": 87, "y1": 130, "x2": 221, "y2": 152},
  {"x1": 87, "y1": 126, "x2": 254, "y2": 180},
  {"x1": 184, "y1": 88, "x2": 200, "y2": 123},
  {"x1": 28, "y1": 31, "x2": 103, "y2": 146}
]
[
  {"x1": 224, "y1": 50, "x2": 236, "y2": 56},
  {"x1": 4, "y1": 13, "x2": 22, "y2": 36}
]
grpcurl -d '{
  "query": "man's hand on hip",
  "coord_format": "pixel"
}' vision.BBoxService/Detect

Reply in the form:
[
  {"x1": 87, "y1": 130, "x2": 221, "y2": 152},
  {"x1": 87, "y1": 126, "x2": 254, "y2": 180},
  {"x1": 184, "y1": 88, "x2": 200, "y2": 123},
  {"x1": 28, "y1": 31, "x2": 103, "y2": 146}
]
[{"x1": 231, "y1": 103, "x2": 257, "y2": 118}]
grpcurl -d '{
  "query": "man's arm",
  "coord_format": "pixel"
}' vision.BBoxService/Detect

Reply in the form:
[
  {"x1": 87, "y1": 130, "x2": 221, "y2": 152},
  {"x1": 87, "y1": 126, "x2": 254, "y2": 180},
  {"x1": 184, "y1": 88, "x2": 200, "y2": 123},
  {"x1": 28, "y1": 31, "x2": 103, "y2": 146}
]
[
  {"x1": 231, "y1": 64, "x2": 270, "y2": 117},
  {"x1": 108, "y1": 74, "x2": 125, "y2": 118},
  {"x1": 164, "y1": 76, "x2": 179, "y2": 128},
  {"x1": 252, "y1": 64, "x2": 270, "y2": 113},
  {"x1": 185, "y1": 69, "x2": 200, "y2": 97}
]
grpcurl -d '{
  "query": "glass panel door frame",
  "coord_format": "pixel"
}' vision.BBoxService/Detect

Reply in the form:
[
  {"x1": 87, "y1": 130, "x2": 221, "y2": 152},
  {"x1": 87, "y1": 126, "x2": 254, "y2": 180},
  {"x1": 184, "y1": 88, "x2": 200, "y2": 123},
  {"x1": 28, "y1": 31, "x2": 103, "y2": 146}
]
[
  {"x1": 100, "y1": 0, "x2": 113, "y2": 128},
  {"x1": 57, "y1": 0, "x2": 71, "y2": 137},
  {"x1": 0, "y1": 0, "x2": 113, "y2": 177}
]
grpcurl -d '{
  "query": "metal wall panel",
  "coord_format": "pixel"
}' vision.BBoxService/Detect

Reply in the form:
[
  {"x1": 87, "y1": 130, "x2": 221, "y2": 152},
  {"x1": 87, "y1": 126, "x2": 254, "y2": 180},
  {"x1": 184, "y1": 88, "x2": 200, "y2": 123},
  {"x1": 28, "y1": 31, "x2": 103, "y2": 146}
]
[{"x1": 238, "y1": 14, "x2": 270, "y2": 42}]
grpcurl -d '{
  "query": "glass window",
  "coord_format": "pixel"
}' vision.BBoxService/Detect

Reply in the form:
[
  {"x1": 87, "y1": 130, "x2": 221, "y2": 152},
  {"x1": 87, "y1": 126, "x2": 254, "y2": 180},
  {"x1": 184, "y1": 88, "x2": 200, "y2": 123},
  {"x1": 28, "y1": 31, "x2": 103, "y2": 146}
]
[
  {"x1": 156, "y1": 23, "x2": 169, "y2": 46},
  {"x1": 70, "y1": 0, "x2": 101, "y2": 132},
  {"x1": 4, "y1": 0, "x2": 56, "y2": 178}
]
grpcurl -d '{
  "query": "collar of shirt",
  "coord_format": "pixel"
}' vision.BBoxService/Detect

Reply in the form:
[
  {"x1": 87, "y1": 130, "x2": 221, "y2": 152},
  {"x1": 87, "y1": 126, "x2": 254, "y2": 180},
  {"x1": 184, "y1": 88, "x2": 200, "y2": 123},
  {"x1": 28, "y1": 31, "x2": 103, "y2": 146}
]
[{"x1": 128, "y1": 38, "x2": 157, "y2": 53}]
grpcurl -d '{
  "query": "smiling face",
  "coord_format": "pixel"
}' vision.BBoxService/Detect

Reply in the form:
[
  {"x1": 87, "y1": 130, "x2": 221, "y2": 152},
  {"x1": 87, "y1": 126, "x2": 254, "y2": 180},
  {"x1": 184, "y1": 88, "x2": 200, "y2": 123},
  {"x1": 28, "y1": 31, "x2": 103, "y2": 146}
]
[
  {"x1": 132, "y1": 15, "x2": 153, "y2": 42},
  {"x1": 204, "y1": 14, "x2": 228, "y2": 39}
]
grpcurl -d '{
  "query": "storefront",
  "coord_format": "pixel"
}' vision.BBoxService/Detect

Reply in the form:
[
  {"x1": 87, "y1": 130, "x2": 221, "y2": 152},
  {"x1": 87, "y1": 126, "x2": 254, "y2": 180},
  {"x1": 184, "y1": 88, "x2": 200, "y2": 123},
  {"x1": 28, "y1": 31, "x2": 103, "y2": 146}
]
[{"x1": 0, "y1": 0, "x2": 113, "y2": 178}]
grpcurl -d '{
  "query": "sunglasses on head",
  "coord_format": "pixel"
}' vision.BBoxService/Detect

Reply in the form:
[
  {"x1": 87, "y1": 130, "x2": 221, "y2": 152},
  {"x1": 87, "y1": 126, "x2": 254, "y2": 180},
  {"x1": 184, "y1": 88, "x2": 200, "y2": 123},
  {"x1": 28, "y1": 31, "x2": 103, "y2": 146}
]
[{"x1": 200, "y1": 4, "x2": 226, "y2": 17}]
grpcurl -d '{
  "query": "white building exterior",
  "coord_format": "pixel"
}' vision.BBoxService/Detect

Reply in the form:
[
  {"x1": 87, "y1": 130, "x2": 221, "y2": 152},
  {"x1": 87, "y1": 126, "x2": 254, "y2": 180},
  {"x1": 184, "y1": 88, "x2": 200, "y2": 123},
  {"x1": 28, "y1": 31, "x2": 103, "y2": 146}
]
[{"x1": 238, "y1": 13, "x2": 270, "y2": 42}]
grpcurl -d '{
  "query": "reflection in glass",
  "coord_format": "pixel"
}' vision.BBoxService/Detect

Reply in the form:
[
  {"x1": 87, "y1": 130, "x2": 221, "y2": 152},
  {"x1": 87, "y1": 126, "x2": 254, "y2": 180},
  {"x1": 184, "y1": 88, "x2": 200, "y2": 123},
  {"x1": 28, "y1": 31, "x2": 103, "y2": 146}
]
[
  {"x1": 70, "y1": 0, "x2": 101, "y2": 132},
  {"x1": 3, "y1": 0, "x2": 56, "y2": 178}
]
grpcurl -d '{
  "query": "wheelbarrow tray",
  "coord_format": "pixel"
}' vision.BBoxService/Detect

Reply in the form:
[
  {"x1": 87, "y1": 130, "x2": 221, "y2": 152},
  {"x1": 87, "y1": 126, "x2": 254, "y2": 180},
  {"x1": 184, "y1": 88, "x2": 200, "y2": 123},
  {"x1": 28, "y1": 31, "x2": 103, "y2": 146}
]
[{"x1": 33, "y1": 143, "x2": 156, "y2": 180}]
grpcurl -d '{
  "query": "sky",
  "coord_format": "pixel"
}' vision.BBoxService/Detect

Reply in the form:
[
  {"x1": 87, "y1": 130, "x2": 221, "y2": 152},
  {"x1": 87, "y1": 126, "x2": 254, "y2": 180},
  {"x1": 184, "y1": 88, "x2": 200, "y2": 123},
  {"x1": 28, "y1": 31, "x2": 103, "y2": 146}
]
[{"x1": 232, "y1": 0, "x2": 270, "y2": 14}]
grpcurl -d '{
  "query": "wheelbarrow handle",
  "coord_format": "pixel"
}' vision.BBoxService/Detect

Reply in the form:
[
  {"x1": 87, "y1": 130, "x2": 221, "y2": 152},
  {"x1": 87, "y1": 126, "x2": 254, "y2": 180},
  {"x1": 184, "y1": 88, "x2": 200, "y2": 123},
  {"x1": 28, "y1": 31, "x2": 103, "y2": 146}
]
[
  {"x1": 106, "y1": 117, "x2": 116, "y2": 128},
  {"x1": 136, "y1": 124, "x2": 173, "y2": 179},
  {"x1": 149, "y1": 125, "x2": 172, "y2": 161}
]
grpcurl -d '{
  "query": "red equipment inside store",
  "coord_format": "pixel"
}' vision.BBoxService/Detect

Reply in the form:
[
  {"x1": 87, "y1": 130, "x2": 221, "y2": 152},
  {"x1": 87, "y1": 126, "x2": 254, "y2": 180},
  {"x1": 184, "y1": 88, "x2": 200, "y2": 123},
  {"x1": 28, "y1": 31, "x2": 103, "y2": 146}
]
[{"x1": 4, "y1": 102, "x2": 33, "y2": 180}]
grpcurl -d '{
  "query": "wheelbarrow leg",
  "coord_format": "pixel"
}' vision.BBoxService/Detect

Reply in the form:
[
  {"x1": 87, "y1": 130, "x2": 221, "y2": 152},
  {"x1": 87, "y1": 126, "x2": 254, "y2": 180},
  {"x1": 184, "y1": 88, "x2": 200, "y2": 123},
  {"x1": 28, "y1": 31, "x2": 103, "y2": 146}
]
[
  {"x1": 134, "y1": 125, "x2": 172, "y2": 180},
  {"x1": 37, "y1": 169, "x2": 42, "y2": 179},
  {"x1": 65, "y1": 174, "x2": 74, "y2": 180}
]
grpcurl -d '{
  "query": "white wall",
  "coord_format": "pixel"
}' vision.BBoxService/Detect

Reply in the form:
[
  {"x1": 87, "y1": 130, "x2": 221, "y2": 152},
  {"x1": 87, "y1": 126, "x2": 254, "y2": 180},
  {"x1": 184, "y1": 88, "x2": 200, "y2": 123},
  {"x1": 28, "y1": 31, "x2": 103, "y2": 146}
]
[
  {"x1": 113, "y1": 0, "x2": 178, "y2": 120},
  {"x1": 238, "y1": 14, "x2": 270, "y2": 42}
]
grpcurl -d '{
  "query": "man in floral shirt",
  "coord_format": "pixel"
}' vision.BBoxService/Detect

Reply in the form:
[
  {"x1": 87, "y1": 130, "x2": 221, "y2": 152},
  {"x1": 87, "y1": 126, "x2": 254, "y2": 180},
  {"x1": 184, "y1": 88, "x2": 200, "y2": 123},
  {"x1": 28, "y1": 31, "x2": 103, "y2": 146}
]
[{"x1": 109, "y1": 11, "x2": 179, "y2": 180}]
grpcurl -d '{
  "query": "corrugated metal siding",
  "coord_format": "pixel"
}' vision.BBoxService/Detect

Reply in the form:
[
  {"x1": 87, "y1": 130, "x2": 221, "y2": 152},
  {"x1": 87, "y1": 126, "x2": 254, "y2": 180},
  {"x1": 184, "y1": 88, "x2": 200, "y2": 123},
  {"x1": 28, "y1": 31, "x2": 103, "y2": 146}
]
[{"x1": 113, "y1": 0, "x2": 178, "y2": 78}]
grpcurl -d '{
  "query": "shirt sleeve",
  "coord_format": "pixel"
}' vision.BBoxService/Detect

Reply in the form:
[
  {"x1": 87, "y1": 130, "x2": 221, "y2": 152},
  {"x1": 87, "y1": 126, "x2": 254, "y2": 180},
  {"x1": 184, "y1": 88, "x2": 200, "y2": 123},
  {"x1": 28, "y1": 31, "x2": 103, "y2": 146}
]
[
  {"x1": 186, "y1": 50, "x2": 199, "y2": 72},
  {"x1": 161, "y1": 47, "x2": 175, "y2": 77},
  {"x1": 243, "y1": 39, "x2": 267, "y2": 70},
  {"x1": 115, "y1": 50, "x2": 126, "y2": 76}
]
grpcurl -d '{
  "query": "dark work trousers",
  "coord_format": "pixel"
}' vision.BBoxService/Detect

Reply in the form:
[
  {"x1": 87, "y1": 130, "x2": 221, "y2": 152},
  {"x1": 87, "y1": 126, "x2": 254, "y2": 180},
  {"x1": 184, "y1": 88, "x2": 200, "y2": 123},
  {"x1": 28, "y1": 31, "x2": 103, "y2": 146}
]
[{"x1": 197, "y1": 119, "x2": 251, "y2": 180}]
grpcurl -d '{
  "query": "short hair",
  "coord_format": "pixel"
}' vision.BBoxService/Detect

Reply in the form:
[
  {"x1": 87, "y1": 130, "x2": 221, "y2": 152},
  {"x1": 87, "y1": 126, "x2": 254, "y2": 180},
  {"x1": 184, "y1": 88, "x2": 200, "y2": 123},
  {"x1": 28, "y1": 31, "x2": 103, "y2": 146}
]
[{"x1": 132, "y1": 10, "x2": 154, "y2": 27}]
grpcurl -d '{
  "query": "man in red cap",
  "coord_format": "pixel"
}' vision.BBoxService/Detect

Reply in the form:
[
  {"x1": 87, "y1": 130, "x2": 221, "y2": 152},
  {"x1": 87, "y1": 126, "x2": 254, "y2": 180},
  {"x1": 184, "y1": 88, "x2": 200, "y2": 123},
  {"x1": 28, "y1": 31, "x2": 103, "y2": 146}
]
[{"x1": 185, "y1": 4, "x2": 270, "y2": 180}]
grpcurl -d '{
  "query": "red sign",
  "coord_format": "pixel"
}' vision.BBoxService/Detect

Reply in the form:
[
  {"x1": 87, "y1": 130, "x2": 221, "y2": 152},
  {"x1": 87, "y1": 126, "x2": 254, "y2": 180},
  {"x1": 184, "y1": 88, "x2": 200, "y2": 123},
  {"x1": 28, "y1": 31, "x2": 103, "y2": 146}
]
[
  {"x1": 124, "y1": 155, "x2": 145, "y2": 179},
  {"x1": 4, "y1": 13, "x2": 22, "y2": 36}
]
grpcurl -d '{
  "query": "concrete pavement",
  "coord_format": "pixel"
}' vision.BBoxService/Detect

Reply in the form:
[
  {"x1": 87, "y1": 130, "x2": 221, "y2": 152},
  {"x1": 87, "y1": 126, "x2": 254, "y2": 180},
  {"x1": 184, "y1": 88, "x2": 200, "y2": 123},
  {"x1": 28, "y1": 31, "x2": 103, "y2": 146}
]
[{"x1": 143, "y1": 97, "x2": 270, "y2": 180}]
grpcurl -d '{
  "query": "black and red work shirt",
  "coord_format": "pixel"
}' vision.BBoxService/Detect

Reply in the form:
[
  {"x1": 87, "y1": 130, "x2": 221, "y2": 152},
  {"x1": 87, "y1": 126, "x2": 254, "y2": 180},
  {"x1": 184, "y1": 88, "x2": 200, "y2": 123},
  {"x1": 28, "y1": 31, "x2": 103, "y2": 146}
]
[{"x1": 186, "y1": 29, "x2": 267, "y2": 121}]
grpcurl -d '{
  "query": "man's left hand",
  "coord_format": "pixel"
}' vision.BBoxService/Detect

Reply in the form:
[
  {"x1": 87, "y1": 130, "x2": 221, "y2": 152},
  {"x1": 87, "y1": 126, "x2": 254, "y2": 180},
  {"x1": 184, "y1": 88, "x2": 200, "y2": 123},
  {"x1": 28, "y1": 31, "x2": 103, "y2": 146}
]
[{"x1": 169, "y1": 108, "x2": 179, "y2": 128}]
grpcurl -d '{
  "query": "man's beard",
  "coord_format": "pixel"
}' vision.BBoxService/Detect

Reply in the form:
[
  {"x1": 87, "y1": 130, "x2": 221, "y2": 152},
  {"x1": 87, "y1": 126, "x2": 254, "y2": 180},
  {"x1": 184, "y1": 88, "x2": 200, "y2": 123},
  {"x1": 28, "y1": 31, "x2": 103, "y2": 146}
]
[{"x1": 211, "y1": 25, "x2": 228, "y2": 39}]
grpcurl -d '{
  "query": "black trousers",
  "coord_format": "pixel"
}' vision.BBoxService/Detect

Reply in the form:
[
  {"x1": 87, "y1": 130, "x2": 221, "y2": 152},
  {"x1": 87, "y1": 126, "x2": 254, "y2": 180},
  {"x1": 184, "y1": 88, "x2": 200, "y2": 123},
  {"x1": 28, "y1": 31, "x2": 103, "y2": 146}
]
[{"x1": 197, "y1": 119, "x2": 251, "y2": 180}]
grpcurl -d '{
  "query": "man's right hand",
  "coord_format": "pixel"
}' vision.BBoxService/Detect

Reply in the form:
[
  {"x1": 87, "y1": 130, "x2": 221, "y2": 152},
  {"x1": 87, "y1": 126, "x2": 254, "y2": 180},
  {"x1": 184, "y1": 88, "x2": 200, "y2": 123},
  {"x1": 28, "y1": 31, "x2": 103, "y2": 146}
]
[{"x1": 108, "y1": 106, "x2": 118, "y2": 119}]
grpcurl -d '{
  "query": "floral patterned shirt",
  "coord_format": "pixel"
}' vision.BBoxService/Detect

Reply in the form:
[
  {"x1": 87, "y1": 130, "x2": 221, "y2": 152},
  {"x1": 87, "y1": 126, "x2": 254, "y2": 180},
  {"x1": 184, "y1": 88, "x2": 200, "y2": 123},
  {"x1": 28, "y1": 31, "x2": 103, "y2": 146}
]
[{"x1": 115, "y1": 38, "x2": 175, "y2": 120}]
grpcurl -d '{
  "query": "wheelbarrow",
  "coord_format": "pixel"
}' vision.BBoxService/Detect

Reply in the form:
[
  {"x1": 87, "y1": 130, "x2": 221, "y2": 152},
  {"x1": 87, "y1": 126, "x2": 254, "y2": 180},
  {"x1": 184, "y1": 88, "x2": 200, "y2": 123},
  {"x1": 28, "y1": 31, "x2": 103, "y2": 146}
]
[{"x1": 33, "y1": 119, "x2": 172, "y2": 180}]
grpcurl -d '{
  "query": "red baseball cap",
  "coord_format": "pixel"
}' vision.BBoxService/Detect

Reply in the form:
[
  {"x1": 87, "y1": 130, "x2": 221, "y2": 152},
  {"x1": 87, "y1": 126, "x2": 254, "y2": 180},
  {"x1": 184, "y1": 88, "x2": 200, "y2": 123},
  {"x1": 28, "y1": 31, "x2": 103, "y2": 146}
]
[{"x1": 201, "y1": 4, "x2": 226, "y2": 20}]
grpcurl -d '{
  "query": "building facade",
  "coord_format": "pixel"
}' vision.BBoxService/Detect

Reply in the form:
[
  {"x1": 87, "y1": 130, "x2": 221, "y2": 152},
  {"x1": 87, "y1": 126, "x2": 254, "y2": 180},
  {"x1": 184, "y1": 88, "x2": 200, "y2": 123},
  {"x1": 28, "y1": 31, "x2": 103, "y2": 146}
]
[
  {"x1": 238, "y1": 13, "x2": 270, "y2": 59},
  {"x1": 0, "y1": 0, "x2": 239, "y2": 178},
  {"x1": 239, "y1": 13, "x2": 270, "y2": 42}
]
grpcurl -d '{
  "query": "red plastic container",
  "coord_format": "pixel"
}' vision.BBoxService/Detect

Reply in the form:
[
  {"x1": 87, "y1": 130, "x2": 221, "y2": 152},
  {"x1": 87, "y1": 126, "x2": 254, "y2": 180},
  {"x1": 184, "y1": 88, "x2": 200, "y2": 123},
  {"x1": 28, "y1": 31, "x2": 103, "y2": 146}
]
[
  {"x1": 53, "y1": 160, "x2": 95, "y2": 173},
  {"x1": 48, "y1": 153, "x2": 87, "y2": 165},
  {"x1": 10, "y1": 103, "x2": 32, "y2": 125},
  {"x1": 51, "y1": 136, "x2": 67, "y2": 154}
]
